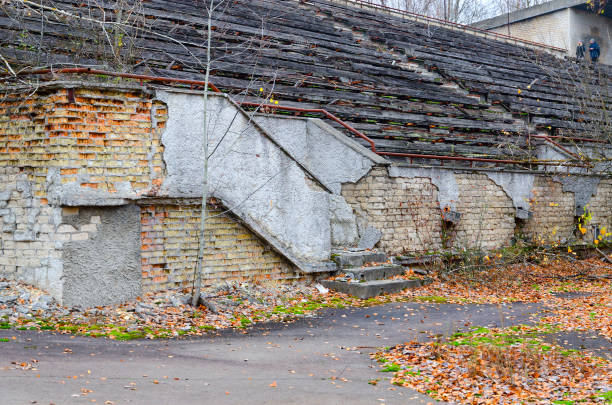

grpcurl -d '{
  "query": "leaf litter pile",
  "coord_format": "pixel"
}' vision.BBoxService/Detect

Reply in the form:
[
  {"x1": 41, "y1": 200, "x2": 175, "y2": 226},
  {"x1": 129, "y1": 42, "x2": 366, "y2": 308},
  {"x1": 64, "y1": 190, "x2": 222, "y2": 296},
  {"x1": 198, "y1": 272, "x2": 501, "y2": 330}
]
[
  {"x1": 374, "y1": 325, "x2": 611, "y2": 404},
  {"x1": 370, "y1": 255, "x2": 612, "y2": 404}
]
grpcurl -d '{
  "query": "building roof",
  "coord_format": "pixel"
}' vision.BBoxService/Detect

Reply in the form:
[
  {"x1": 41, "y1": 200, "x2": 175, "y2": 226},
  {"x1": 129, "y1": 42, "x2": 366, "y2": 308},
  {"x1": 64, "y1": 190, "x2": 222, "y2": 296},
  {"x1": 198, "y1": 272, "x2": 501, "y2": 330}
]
[{"x1": 0, "y1": 0, "x2": 610, "y2": 167}]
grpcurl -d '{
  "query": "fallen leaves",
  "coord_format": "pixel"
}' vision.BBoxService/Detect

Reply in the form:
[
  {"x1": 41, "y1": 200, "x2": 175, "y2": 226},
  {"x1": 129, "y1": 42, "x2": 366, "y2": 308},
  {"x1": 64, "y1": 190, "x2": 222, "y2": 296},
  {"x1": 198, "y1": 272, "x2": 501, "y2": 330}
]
[
  {"x1": 374, "y1": 325, "x2": 611, "y2": 404},
  {"x1": 10, "y1": 359, "x2": 38, "y2": 370},
  {"x1": 0, "y1": 280, "x2": 362, "y2": 339},
  {"x1": 358, "y1": 258, "x2": 612, "y2": 343}
]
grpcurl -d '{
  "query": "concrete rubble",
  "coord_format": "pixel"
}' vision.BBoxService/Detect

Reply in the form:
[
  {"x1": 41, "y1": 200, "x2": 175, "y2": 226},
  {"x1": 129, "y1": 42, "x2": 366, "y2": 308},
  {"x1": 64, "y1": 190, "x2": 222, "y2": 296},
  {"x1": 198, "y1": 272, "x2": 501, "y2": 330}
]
[{"x1": 0, "y1": 278, "x2": 329, "y2": 338}]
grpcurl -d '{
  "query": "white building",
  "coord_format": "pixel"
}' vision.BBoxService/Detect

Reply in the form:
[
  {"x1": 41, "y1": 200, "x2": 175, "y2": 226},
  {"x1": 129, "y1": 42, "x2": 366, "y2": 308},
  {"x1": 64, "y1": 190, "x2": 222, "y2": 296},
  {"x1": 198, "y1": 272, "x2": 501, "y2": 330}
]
[{"x1": 474, "y1": 0, "x2": 612, "y2": 64}]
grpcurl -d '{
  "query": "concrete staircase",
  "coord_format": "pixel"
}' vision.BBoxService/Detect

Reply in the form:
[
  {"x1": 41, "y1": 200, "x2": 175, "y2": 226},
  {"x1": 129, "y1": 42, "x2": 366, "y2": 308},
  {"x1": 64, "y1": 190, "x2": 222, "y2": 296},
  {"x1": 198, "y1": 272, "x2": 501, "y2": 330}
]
[{"x1": 320, "y1": 250, "x2": 430, "y2": 299}]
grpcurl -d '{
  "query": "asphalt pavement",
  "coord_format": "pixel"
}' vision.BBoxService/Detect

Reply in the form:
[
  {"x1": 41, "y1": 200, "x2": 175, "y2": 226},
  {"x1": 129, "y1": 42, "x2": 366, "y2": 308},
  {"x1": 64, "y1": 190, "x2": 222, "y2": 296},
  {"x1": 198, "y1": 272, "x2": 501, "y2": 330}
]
[{"x1": 0, "y1": 301, "x2": 558, "y2": 405}]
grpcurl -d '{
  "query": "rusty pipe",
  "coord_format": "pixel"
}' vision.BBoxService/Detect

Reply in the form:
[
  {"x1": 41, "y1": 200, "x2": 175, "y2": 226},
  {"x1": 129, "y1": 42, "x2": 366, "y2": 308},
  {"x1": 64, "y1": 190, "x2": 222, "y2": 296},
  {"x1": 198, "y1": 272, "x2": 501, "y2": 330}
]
[
  {"x1": 10, "y1": 67, "x2": 222, "y2": 93},
  {"x1": 376, "y1": 151, "x2": 587, "y2": 167}
]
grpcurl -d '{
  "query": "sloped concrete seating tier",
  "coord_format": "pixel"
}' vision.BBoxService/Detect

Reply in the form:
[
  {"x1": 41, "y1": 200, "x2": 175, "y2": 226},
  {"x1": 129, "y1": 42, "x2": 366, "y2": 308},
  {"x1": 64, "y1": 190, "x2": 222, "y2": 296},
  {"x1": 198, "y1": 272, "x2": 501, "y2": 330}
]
[{"x1": 1, "y1": 0, "x2": 609, "y2": 164}]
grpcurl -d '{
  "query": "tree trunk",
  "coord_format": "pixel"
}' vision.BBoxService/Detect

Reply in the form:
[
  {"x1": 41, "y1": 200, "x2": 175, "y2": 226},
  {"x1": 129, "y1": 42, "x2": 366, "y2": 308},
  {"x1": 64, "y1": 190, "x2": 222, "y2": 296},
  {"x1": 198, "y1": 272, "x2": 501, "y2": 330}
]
[{"x1": 191, "y1": 0, "x2": 214, "y2": 307}]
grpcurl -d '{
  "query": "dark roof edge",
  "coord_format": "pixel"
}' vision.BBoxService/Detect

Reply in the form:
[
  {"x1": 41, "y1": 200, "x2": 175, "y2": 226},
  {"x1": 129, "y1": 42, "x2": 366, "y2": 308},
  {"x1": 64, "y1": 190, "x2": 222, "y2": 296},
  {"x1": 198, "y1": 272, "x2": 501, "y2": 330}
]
[{"x1": 472, "y1": 0, "x2": 584, "y2": 29}]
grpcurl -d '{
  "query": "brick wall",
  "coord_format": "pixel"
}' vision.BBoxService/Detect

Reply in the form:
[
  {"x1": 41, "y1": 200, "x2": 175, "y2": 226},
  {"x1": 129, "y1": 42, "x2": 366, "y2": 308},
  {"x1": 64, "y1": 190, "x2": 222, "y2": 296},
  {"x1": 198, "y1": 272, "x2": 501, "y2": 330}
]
[
  {"x1": 0, "y1": 86, "x2": 166, "y2": 199},
  {"x1": 140, "y1": 202, "x2": 300, "y2": 292},
  {"x1": 341, "y1": 169, "x2": 598, "y2": 255},
  {"x1": 0, "y1": 167, "x2": 57, "y2": 285},
  {"x1": 0, "y1": 165, "x2": 129, "y2": 298},
  {"x1": 518, "y1": 177, "x2": 575, "y2": 244},
  {"x1": 341, "y1": 170, "x2": 516, "y2": 254},
  {"x1": 341, "y1": 167, "x2": 443, "y2": 255},
  {"x1": 453, "y1": 174, "x2": 516, "y2": 251},
  {"x1": 0, "y1": 85, "x2": 303, "y2": 300},
  {"x1": 586, "y1": 179, "x2": 612, "y2": 239}
]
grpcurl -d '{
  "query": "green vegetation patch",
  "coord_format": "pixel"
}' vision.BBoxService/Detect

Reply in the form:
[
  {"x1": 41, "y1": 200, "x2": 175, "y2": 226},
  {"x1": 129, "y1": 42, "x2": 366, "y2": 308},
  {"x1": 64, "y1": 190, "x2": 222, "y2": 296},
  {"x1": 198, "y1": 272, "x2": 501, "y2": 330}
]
[{"x1": 449, "y1": 324, "x2": 561, "y2": 349}]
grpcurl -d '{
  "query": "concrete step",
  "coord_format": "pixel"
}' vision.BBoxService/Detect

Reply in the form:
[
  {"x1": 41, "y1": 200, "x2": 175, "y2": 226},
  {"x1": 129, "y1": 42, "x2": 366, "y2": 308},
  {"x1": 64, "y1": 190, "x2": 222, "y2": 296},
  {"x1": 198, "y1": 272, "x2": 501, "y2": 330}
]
[
  {"x1": 396, "y1": 255, "x2": 441, "y2": 274},
  {"x1": 332, "y1": 250, "x2": 388, "y2": 268},
  {"x1": 320, "y1": 278, "x2": 431, "y2": 299},
  {"x1": 339, "y1": 265, "x2": 405, "y2": 281}
]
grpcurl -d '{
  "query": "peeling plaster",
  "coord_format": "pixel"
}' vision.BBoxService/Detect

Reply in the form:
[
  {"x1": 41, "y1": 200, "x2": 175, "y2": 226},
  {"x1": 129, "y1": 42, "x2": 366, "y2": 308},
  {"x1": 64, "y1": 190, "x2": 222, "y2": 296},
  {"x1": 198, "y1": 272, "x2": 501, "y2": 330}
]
[
  {"x1": 389, "y1": 166, "x2": 459, "y2": 211},
  {"x1": 553, "y1": 175, "x2": 601, "y2": 214},
  {"x1": 156, "y1": 90, "x2": 336, "y2": 272},
  {"x1": 485, "y1": 172, "x2": 535, "y2": 211},
  {"x1": 254, "y1": 115, "x2": 386, "y2": 194}
]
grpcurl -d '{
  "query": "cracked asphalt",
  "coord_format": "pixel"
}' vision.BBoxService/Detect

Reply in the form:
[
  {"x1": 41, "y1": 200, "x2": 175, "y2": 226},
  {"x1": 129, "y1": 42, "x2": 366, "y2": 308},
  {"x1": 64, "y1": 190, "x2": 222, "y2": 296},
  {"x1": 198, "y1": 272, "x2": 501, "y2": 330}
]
[{"x1": 2, "y1": 301, "x2": 608, "y2": 405}]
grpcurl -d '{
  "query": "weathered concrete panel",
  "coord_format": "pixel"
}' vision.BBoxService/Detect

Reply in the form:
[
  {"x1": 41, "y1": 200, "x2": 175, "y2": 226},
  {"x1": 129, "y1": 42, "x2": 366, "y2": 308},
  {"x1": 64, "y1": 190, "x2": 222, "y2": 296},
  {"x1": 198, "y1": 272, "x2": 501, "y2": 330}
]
[
  {"x1": 487, "y1": 9, "x2": 571, "y2": 52},
  {"x1": 329, "y1": 194, "x2": 359, "y2": 247},
  {"x1": 62, "y1": 205, "x2": 141, "y2": 307},
  {"x1": 156, "y1": 91, "x2": 334, "y2": 271},
  {"x1": 254, "y1": 115, "x2": 387, "y2": 194}
]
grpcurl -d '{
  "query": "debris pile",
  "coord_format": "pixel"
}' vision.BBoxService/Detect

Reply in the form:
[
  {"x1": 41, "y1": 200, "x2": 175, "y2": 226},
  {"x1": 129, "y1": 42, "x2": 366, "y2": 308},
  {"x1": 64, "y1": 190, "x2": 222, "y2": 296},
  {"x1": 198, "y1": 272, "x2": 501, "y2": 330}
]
[{"x1": 0, "y1": 279, "x2": 345, "y2": 339}]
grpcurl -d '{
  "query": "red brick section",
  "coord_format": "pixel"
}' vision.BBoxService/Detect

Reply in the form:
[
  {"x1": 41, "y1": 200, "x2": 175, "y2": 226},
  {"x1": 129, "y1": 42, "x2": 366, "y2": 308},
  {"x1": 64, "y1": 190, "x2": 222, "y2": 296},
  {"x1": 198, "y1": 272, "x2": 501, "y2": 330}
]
[{"x1": 0, "y1": 86, "x2": 167, "y2": 199}]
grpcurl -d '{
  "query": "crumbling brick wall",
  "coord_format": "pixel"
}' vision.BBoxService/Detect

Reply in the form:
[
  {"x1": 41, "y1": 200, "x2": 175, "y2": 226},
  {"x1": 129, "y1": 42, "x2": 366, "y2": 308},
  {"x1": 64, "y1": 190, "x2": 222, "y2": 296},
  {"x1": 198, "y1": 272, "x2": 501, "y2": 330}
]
[
  {"x1": 0, "y1": 86, "x2": 166, "y2": 198},
  {"x1": 452, "y1": 173, "x2": 516, "y2": 251},
  {"x1": 0, "y1": 167, "x2": 61, "y2": 296},
  {"x1": 341, "y1": 169, "x2": 596, "y2": 255},
  {"x1": 519, "y1": 177, "x2": 576, "y2": 244},
  {"x1": 341, "y1": 167, "x2": 443, "y2": 255},
  {"x1": 0, "y1": 85, "x2": 304, "y2": 302},
  {"x1": 1, "y1": 82, "x2": 612, "y2": 306},
  {"x1": 586, "y1": 179, "x2": 612, "y2": 239},
  {"x1": 0, "y1": 85, "x2": 169, "y2": 299},
  {"x1": 140, "y1": 202, "x2": 300, "y2": 292}
]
